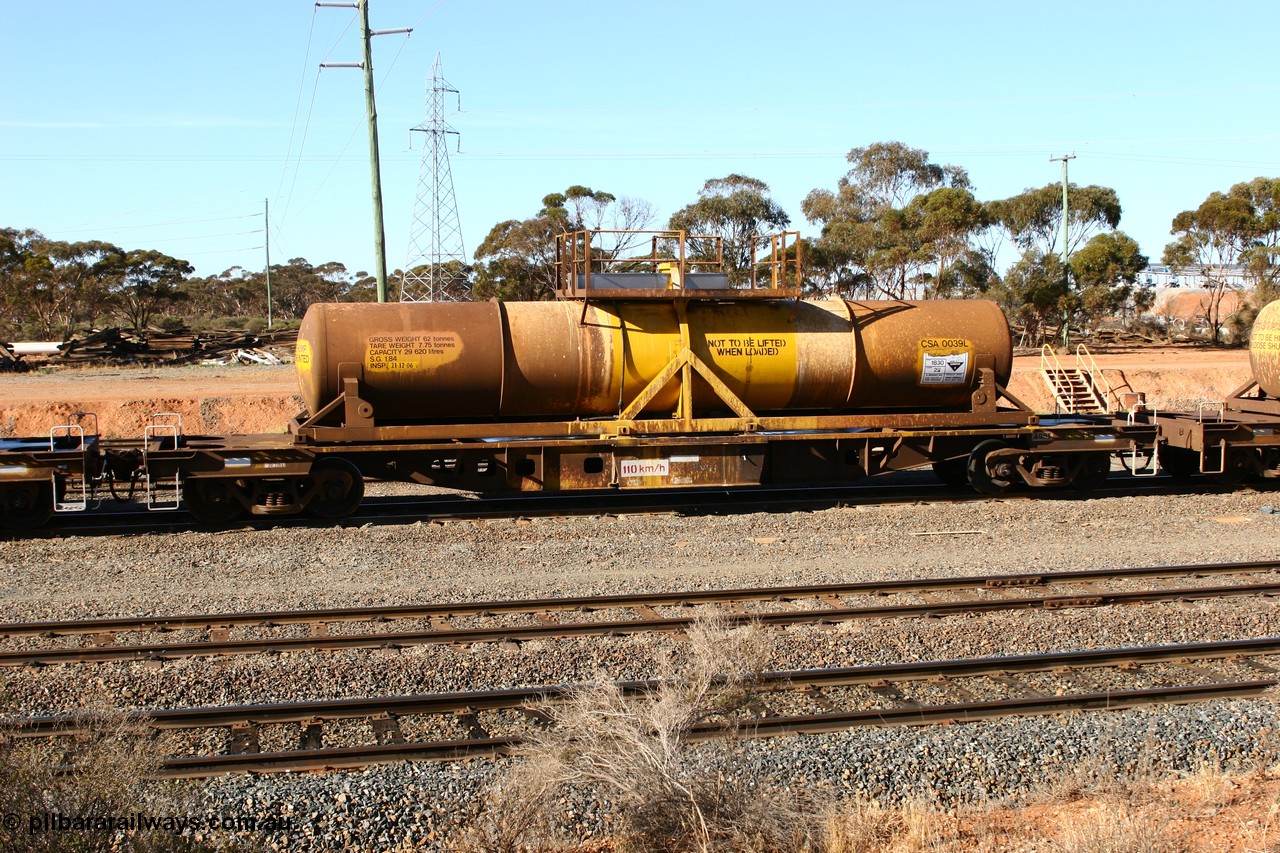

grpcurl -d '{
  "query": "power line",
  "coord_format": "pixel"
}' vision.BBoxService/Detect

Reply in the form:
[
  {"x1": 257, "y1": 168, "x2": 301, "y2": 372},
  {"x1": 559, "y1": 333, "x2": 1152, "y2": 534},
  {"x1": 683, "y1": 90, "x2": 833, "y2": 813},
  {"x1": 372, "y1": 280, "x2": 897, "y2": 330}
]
[
  {"x1": 276, "y1": 7, "x2": 320, "y2": 202},
  {"x1": 118, "y1": 228, "x2": 264, "y2": 243},
  {"x1": 173, "y1": 245, "x2": 265, "y2": 257},
  {"x1": 279, "y1": 72, "x2": 324, "y2": 227},
  {"x1": 409, "y1": 0, "x2": 448, "y2": 28},
  {"x1": 69, "y1": 213, "x2": 261, "y2": 234}
]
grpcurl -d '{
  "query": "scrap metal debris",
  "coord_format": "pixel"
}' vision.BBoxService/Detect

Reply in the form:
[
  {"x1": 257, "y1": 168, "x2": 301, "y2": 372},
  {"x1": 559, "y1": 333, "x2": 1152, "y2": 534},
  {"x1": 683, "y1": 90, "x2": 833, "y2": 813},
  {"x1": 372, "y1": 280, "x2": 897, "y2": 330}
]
[{"x1": 46, "y1": 327, "x2": 298, "y2": 366}]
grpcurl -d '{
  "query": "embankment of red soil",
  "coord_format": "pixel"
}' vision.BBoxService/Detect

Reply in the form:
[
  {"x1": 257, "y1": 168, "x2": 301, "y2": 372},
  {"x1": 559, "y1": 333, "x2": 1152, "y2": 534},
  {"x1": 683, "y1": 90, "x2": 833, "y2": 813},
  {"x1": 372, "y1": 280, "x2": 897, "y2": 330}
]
[{"x1": 0, "y1": 347, "x2": 1256, "y2": 439}]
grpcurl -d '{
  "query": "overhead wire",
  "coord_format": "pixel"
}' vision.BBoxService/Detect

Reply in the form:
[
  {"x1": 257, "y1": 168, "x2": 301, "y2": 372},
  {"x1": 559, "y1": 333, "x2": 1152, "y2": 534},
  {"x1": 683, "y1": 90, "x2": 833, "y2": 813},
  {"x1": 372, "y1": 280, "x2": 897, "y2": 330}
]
[
  {"x1": 75, "y1": 213, "x2": 262, "y2": 234},
  {"x1": 275, "y1": 7, "x2": 319, "y2": 201},
  {"x1": 410, "y1": 0, "x2": 448, "y2": 28},
  {"x1": 279, "y1": 74, "x2": 323, "y2": 228},
  {"x1": 176, "y1": 245, "x2": 265, "y2": 257},
  {"x1": 278, "y1": 5, "x2": 359, "y2": 234},
  {"x1": 290, "y1": 27, "x2": 413, "y2": 228},
  {"x1": 137, "y1": 228, "x2": 264, "y2": 243}
]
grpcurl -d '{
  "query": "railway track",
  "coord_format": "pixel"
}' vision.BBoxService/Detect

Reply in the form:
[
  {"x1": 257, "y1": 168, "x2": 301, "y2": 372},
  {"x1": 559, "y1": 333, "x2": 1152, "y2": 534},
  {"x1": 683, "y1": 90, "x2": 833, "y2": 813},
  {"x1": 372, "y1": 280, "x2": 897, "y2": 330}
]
[
  {"x1": 5, "y1": 636, "x2": 1278, "y2": 778},
  {"x1": 7, "y1": 472, "x2": 1222, "y2": 539},
  {"x1": 5, "y1": 560, "x2": 1280, "y2": 667}
]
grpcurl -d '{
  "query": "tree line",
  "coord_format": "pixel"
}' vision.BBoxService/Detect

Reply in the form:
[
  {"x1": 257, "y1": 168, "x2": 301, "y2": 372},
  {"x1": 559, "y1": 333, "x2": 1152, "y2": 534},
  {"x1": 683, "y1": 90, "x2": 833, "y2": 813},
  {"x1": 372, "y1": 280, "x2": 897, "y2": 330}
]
[
  {"x1": 0, "y1": 230, "x2": 375, "y2": 340},
  {"x1": 3, "y1": 140, "x2": 1277, "y2": 345}
]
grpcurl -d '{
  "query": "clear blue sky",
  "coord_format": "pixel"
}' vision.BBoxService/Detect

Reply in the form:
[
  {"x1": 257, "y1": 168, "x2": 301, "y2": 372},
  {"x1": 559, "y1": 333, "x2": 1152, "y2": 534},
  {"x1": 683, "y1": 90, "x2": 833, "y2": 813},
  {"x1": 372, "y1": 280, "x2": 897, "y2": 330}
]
[{"x1": 3, "y1": 1, "x2": 1278, "y2": 280}]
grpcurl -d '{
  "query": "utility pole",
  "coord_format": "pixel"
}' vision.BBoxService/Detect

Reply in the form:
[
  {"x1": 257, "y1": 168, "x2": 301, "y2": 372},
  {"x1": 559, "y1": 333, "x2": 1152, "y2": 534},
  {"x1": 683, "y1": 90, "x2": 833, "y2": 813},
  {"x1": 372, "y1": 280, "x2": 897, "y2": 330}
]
[
  {"x1": 264, "y1": 198, "x2": 272, "y2": 329},
  {"x1": 1050, "y1": 153, "x2": 1076, "y2": 348},
  {"x1": 317, "y1": 1, "x2": 411, "y2": 303}
]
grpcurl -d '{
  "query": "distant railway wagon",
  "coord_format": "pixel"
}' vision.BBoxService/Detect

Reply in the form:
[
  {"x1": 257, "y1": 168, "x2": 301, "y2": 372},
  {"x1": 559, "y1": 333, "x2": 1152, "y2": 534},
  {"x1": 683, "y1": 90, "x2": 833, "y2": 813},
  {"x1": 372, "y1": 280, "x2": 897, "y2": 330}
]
[{"x1": 0, "y1": 229, "x2": 1274, "y2": 531}]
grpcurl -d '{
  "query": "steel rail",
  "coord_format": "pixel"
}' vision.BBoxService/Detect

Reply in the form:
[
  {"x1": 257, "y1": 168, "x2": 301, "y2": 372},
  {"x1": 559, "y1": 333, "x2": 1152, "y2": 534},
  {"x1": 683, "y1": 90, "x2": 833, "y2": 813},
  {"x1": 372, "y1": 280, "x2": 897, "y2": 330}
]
[
  {"x1": 5, "y1": 558, "x2": 1277, "y2": 637},
  {"x1": 156, "y1": 681, "x2": 1276, "y2": 778},
  {"x1": 160, "y1": 736, "x2": 521, "y2": 777},
  {"x1": 12, "y1": 475, "x2": 1204, "y2": 540},
  {"x1": 5, "y1": 578, "x2": 1280, "y2": 667},
  {"x1": 10, "y1": 635, "x2": 1280, "y2": 737}
]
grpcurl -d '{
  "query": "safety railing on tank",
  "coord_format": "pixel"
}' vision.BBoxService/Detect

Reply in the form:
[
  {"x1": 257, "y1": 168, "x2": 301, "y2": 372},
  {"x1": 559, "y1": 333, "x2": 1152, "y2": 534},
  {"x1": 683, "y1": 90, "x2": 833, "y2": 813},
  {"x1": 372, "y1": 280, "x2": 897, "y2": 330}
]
[{"x1": 554, "y1": 229, "x2": 803, "y2": 299}]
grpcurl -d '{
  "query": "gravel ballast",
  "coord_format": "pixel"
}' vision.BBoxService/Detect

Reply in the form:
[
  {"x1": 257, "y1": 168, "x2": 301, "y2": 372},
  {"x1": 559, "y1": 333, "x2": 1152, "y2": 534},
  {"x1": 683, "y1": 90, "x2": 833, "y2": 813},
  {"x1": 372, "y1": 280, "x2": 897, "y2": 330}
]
[{"x1": 3, "y1": 485, "x2": 1280, "y2": 849}]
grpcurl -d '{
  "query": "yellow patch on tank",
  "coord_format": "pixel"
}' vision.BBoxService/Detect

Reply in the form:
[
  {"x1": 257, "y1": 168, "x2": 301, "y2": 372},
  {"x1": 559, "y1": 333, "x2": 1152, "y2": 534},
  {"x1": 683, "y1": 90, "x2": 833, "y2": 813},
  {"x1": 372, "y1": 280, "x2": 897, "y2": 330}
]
[
  {"x1": 365, "y1": 332, "x2": 463, "y2": 373},
  {"x1": 704, "y1": 333, "x2": 793, "y2": 359},
  {"x1": 1253, "y1": 327, "x2": 1280, "y2": 352},
  {"x1": 295, "y1": 339, "x2": 312, "y2": 369}
]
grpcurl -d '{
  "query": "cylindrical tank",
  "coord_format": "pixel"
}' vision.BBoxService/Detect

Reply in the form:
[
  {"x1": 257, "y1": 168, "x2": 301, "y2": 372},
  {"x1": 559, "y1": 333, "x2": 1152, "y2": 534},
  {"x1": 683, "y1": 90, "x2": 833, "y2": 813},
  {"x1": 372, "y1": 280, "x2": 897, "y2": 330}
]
[
  {"x1": 296, "y1": 299, "x2": 1013, "y2": 421},
  {"x1": 1251, "y1": 300, "x2": 1280, "y2": 398}
]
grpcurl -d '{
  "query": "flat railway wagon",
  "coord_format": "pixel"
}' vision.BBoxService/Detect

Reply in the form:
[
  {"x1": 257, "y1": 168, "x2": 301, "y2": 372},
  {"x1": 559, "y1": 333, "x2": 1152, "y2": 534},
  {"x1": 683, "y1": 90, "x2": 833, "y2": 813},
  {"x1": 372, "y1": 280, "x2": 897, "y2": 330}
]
[
  {"x1": 2, "y1": 228, "x2": 1246, "y2": 532},
  {"x1": 1148, "y1": 299, "x2": 1280, "y2": 484}
]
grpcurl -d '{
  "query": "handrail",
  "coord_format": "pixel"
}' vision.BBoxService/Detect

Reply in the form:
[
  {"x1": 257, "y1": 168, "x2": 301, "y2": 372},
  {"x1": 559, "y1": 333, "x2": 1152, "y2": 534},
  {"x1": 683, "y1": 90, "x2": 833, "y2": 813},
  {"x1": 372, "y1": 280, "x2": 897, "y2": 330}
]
[
  {"x1": 553, "y1": 229, "x2": 803, "y2": 298},
  {"x1": 1039, "y1": 344, "x2": 1065, "y2": 377},
  {"x1": 1039, "y1": 345, "x2": 1070, "y2": 413},
  {"x1": 1074, "y1": 344, "x2": 1116, "y2": 411}
]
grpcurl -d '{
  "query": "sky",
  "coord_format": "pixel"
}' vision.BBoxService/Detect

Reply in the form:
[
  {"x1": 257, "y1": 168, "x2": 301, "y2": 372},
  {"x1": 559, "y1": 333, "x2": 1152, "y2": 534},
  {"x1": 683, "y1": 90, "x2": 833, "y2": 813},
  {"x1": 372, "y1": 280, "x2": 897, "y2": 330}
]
[{"x1": 4, "y1": 1, "x2": 1279, "y2": 284}]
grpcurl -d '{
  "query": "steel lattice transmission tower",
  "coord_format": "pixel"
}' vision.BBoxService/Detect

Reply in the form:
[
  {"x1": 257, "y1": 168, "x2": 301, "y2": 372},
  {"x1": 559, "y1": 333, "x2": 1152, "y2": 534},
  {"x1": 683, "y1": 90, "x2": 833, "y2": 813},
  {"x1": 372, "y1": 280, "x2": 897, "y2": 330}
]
[{"x1": 401, "y1": 54, "x2": 468, "y2": 302}]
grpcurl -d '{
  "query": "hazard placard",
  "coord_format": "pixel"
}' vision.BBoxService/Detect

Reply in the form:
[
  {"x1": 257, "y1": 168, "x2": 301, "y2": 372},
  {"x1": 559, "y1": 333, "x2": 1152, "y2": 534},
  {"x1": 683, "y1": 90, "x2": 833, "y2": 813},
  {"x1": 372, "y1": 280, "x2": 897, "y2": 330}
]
[{"x1": 917, "y1": 338, "x2": 973, "y2": 386}]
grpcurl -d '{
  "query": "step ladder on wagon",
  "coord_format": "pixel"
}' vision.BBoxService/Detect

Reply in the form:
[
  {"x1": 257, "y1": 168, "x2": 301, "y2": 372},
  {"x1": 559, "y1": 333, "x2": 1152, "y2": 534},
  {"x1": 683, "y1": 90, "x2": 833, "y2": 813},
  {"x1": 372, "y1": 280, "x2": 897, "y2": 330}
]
[{"x1": 1040, "y1": 344, "x2": 1113, "y2": 415}]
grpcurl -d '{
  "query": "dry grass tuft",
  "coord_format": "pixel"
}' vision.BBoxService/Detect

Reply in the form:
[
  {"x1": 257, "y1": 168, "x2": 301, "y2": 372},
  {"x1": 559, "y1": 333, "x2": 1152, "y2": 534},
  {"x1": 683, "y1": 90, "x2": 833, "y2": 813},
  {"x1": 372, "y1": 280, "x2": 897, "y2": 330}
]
[
  {"x1": 820, "y1": 794, "x2": 964, "y2": 853},
  {"x1": 0, "y1": 693, "x2": 252, "y2": 853},
  {"x1": 1051, "y1": 801, "x2": 1176, "y2": 853},
  {"x1": 453, "y1": 612, "x2": 820, "y2": 852},
  {"x1": 450, "y1": 658, "x2": 1280, "y2": 852},
  {"x1": 1178, "y1": 758, "x2": 1240, "y2": 812}
]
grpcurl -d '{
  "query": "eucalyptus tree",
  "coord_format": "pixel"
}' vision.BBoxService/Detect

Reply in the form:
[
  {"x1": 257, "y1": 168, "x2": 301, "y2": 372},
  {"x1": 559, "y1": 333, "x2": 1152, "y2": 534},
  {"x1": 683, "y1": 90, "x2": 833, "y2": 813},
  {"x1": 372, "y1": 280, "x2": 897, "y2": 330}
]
[
  {"x1": 909, "y1": 186, "x2": 992, "y2": 297},
  {"x1": 181, "y1": 266, "x2": 268, "y2": 319},
  {"x1": 473, "y1": 186, "x2": 655, "y2": 301},
  {"x1": 110, "y1": 250, "x2": 193, "y2": 331},
  {"x1": 987, "y1": 182, "x2": 1128, "y2": 345},
  {"x1": 801, "y1": 142, "x2": 975, "y2": 298},
  {"x1": 1233, "y1": 177, "x2": 1280, "y2": 305},
  {"x1": 1164, "y1": 178, "x2": 1280, "y2": 343},
  {"x1": 267, "y1": 258, "x2": 366, "y2": 319},
  {"x1": 1068, "y1": 232, "x2": 1150, "y2": 326},
  {"x1": 6, "y1": 236, "x2": 125, "y2": 338},
  {"x1": 667, "y1": 175, "x2": 789, "y2": 284},
  {"x1": 987, "y1": 250, "x2": 1067, "y2": 345},
  {"x1": 0, "y1": 228, "x2": 41, "y2": 337},
  {"x1": 987, "y1": 183, "x2": 1122, "y2": 257},
  {"x1": 472, "y1": 215, "x2": 562, "y2": 301}
]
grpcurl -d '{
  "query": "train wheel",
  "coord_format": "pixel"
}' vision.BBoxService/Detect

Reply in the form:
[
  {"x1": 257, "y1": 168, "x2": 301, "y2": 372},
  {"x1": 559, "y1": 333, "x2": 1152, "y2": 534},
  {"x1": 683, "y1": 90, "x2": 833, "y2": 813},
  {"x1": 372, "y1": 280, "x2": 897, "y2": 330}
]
[
  {"x1": 967, "y1": 440, "x2": 1016, "y2": 495},
  {"x1": 0, "y1": 481, "x2": 53, "y2": 530},
  {"x1": 1159, "y1": 447, "x2": 1199, "y2": 481},
  {"x1": 931, "y1": 457, "x2": 969, "y2": 488},
  {"x1": 306, "y1": 458, "x2": 365, "y2": 519},
  {"x1": 1070, "y1": 454, "x2": 1111, "y2": 492},
  {"x1": 1207, "y1": 449, "x2": 1253, "y2": 486},
  {"x1": 183, "y1": 478, "x2": 244, "y2": 524}
]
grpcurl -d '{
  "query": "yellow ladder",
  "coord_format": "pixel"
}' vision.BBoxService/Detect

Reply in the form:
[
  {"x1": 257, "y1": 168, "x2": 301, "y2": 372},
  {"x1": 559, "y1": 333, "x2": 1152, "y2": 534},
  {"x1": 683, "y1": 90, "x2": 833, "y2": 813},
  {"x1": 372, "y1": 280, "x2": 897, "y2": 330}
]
[{"x1": 1040, "y1": 344, "x2": 1112, "y2": 414}]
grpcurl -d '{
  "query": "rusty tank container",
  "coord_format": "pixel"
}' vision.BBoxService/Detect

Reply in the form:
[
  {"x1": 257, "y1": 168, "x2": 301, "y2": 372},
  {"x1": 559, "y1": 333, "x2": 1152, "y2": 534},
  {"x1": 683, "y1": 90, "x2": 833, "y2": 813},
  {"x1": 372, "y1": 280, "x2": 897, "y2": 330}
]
[
  {"x1": 295, "y1": 299, "x2": 1013, "y2": 421},
  {"x1": 1251, "y1": 299, "x2": 1280, "y2": 398}
]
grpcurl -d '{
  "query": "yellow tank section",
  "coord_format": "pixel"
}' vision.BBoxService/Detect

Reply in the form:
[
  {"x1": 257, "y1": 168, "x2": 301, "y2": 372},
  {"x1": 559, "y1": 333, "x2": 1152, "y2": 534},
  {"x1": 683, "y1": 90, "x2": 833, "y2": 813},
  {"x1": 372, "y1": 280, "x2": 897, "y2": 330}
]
[
  {"x1": 296, "y1": 298, "x2": 1013, "y2": 422},
  {"x1": 1250, "y1": 299, "x2": 1280, "y2": 398}
]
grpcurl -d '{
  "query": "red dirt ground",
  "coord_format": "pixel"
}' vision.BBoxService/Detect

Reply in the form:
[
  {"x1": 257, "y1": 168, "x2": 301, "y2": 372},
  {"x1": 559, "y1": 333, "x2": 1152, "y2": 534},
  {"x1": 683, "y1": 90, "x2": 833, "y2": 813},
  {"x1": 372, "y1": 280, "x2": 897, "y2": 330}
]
[{"x1": 0, "y1": 345, "x2": 1254, "y2": 439}]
